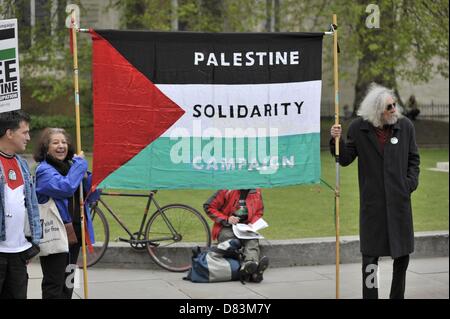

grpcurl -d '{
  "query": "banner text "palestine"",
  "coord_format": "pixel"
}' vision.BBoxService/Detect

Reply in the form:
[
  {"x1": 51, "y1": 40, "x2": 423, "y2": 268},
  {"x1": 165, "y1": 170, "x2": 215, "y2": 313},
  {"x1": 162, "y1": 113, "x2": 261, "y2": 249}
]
[{"x1": 194, "y1": 51, "x2": 299, "y2": 67}]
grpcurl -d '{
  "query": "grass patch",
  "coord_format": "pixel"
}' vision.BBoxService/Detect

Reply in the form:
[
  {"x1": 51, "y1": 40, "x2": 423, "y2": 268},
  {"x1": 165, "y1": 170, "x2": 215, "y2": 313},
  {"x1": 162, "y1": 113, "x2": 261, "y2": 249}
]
[{"x1": 87, "y1": 149, "x2": 448, "y2": 241}]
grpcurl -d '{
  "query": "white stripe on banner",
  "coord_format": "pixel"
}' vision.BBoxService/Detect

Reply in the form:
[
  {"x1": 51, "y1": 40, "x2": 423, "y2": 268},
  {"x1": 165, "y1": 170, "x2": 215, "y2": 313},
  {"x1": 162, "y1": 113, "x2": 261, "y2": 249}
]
[
  {"x1": 0, "y1": 39, "x2": 16, "y2": 48},
  {"x1": 157, "y1": 80, "x2": 321, "y2": 138}
]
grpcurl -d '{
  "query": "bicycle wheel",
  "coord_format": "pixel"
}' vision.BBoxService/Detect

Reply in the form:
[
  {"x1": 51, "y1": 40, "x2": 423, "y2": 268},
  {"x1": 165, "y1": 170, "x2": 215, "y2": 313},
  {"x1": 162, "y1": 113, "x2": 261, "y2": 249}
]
[
  {"x1": 77, "y1": 205, "x2": 109, "y2": 268},
  {"x1": 145, "y1": 204, "x2": 211, "y2": 272}
]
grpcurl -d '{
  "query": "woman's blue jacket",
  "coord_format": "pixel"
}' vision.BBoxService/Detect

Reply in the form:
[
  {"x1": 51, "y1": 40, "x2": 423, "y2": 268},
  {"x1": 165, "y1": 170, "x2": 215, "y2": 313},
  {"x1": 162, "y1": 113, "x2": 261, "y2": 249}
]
[{"x1": 35, "y1": 157, "x2": 99, "y2": 244}]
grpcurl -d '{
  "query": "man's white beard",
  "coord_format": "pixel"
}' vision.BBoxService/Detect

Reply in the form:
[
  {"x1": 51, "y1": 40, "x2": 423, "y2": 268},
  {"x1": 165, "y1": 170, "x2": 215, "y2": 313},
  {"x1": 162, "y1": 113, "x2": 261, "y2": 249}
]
[{"x1": 384, "y1": 113, "x2": 399, "y2": 125}]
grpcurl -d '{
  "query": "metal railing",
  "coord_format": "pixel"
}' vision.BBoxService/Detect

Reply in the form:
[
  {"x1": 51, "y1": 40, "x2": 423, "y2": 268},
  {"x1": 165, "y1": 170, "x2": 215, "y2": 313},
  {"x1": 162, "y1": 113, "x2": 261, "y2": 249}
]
[
  {"x1": 415, "y1": 103, "x2": 449, "y2": 122},
  {"x1": 320, "y1": 101, "x2": 352, "y2": 120},
  {"x1": 320, "y1": 101, "x2": 449, "y2": 122}
]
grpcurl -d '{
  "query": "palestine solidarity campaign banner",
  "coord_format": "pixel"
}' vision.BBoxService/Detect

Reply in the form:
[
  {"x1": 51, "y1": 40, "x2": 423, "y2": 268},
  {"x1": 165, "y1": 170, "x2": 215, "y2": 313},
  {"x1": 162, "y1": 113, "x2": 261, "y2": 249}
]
[{"x1": 90, "y1": 30, "x2": 323, "y2": 190}]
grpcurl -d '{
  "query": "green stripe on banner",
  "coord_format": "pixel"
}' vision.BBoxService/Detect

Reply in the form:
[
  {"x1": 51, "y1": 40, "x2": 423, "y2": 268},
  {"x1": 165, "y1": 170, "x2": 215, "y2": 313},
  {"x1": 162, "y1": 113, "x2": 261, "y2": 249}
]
[
  {"x1": 0, "y1": 48, "x2": 15, "y2": 61},
  {"x1": 100, "y1": 133, "x2": 320, "y2": 190}
]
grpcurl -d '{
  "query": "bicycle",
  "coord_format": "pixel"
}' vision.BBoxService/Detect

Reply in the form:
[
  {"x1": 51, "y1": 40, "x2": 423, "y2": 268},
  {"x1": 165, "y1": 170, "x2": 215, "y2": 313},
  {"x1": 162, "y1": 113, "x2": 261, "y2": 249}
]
[{"x1": 77, "y1": 190, "x2": 211, "y2": 272}]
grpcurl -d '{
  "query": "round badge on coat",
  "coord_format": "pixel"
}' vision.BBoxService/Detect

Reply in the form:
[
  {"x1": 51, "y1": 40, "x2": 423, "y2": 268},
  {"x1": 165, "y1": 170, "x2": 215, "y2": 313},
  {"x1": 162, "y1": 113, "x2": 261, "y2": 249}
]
[
  {"x1": 8, "y1": 169, "x2": 17, "y2": 181},
  {"x1": 390, "y1": 137, "x2": 398, "y2": 144}
]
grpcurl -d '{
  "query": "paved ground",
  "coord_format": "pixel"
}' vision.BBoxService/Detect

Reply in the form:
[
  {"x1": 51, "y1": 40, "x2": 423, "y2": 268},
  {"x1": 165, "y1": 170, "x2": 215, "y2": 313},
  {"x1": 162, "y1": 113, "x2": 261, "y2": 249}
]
[{"x1": 26, "y1": 257, "x2": 448, "y2": 299}]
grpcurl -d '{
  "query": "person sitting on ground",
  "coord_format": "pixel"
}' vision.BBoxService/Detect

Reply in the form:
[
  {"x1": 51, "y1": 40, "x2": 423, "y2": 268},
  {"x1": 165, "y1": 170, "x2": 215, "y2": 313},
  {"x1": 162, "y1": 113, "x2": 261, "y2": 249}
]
[{"x1": 204, "y1": 189, "x2": 269, "y2": 283}]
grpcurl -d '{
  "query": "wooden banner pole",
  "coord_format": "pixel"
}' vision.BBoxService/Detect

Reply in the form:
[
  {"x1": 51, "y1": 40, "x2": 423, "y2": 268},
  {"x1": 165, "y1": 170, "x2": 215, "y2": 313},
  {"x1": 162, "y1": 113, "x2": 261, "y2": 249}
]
[{"x1": 70, "y1": 10, "x2": 89, "y2": 299}]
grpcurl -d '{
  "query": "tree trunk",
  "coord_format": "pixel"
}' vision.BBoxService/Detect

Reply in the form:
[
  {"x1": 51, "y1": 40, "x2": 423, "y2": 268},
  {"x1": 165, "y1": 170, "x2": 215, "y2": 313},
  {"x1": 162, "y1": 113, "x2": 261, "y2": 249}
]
[
  {"x1": 274, "y1": 0, "x2": 280, "y2": 32},
  {"x1": 171, "y1": 0, "x2": 178, "y2": 31},
  {"x1": 125, "y1": 2, "x2": 146, "y2": 29},
  {"x1": 265, "y1": 0, "x2": 272, "y2": 32},
  {"x1": 200, "y1": 0, "x2": 224, "y2": 31}
]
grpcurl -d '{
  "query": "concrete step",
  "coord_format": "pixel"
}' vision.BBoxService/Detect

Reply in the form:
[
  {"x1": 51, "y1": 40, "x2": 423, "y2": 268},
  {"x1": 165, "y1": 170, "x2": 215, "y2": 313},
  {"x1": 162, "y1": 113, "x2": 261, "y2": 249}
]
[
  {"x1": 428, "y1": 162, "x2": 449, "y2": 172},
  {"x1": 64, "y1": 231, "x2": 448, "y2": 270}
]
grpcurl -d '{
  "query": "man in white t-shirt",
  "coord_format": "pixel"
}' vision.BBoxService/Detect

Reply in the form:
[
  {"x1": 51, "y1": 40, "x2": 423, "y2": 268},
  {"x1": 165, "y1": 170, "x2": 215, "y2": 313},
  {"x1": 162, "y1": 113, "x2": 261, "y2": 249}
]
[{"x1": 0, "y1": 110, "x2": 42, "y2": 299}]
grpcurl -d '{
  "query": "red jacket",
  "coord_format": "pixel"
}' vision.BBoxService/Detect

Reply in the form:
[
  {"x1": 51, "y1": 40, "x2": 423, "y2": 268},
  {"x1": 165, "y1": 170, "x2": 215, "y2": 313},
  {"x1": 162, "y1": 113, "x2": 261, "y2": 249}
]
[{"x1": 203, "y1": 189, "x2": 264, "y2": 240}]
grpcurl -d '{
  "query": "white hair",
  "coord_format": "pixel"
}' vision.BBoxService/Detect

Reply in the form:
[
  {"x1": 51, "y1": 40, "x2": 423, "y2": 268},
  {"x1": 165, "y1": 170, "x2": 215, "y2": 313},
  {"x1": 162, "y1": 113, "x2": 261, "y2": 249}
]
[{"x1": 357, "y1": 83, "x2": 403, "y2": 127}]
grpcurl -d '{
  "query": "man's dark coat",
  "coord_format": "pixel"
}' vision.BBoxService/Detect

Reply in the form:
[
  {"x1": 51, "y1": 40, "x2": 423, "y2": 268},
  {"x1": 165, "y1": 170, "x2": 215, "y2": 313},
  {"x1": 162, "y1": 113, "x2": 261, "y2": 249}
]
[{"x1": 331, "y1": 117, "x2": 420, "y2": 258}]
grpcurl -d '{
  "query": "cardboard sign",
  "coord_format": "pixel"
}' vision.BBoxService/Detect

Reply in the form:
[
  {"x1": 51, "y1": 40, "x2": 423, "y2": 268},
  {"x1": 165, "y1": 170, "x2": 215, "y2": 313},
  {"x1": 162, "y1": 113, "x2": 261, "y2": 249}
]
[{"x1": 0, "y1": 19, "x2": 20, "y2": 113}]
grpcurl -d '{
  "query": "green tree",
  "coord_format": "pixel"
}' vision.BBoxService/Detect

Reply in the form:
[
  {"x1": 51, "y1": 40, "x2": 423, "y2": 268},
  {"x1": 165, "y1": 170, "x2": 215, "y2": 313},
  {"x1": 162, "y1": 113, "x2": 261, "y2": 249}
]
[
  {"x1": 349, "y1": 0, "x2": 449, "y2": 111},
  {"x1": 5, "y1": 0, "x2": 447, "y2": 116},
  {"x1": 111, "y1": 0, "x2": 265, "y2": 32},
  {"x1": 278, "y1": 0, "x2": 449, "y2": 111},
  {"x1": 0, "y1": 0, "x2": 92, "y2": 114}
]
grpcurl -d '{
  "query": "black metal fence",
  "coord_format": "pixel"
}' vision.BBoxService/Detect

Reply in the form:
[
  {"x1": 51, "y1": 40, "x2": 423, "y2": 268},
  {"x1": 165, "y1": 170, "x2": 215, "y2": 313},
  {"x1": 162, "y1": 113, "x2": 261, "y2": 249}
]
[
  {"x1": 320, "y1": 101, "x2": 449, "y2": 122},
  {"x1": 320, "y1": 101, "x2": 353, "y2": 120},
  {"x1": 415, "y1": 103, "x2": 449, "y2": 122}
]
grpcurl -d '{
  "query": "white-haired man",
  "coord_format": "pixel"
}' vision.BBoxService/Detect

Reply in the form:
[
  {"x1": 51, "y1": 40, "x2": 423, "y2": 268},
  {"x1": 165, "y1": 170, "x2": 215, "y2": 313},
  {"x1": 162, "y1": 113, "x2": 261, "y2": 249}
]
[{"x1": 330, "y1": 83, "x2": 420, "y2": 299}]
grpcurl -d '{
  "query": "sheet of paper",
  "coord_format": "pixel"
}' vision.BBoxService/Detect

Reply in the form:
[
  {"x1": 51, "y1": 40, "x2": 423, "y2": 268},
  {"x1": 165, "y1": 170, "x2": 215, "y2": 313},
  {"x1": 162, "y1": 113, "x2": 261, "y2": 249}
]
[
  {"x1": 251, "y1": 218, "x2": 268, "y2": 231},
  {"x1": 232, "y1": 218, "x2": 269, "y2": 239},
  {"x1": 232, "y1": 225, "x2": 264, "y2": 239}
]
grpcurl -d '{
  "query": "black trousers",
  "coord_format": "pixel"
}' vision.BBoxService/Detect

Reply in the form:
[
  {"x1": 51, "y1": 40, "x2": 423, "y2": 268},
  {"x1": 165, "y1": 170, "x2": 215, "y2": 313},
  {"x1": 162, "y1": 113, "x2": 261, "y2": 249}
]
[
  {"x1": 0, "y1": 252, "x2": 28, "y2": 299},
  {"x1": 40, "y1": 243, "x2": 81, "y2": 299},
  {"x1": 362, "y1": 254, "x2": 410, "y2": 299}
]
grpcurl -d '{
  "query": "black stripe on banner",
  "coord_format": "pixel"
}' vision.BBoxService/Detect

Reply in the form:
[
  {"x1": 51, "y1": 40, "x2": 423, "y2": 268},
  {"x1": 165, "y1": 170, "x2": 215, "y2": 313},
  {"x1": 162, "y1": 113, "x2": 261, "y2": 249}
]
[
  {"x1": 0, "y1": 28, "x2": 15, "y2": 40},
  {"x1": 95, "y1": 30, "x2": 323, "y2": 85}
]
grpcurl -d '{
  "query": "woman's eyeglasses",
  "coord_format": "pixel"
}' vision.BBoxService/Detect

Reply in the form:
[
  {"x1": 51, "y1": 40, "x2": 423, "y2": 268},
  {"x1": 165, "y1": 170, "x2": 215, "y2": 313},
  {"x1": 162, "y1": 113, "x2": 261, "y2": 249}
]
[{"x1": 386, "y1": 103, "x2": 396, "y2": 111}]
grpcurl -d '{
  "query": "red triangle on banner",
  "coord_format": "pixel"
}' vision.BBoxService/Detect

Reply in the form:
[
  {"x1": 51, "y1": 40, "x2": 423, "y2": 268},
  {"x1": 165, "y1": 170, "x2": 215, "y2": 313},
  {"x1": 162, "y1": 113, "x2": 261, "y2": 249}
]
[{"x1": 90, "y1": 30, "x2": 185, "y2": 190}]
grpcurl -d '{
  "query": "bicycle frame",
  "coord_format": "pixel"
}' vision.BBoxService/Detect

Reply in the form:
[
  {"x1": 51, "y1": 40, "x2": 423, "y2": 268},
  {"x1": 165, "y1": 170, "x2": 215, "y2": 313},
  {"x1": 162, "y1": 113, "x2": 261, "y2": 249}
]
[
  {"x1": 97, "y1": 191, "x2": 156, "y2": 242},
  {"x1": 94, "y1": 190, "x2": 180, "y2": 244},
  {"x1": 84, "y1": 190, "x2": 212, "y2": 271}
]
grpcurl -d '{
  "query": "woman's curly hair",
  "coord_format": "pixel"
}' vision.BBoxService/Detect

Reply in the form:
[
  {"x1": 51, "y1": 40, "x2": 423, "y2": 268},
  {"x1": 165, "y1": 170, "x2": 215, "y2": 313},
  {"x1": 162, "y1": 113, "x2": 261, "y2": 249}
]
[{"x1": 33, "y1": 128, "x2": 75, "y2": 162}]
